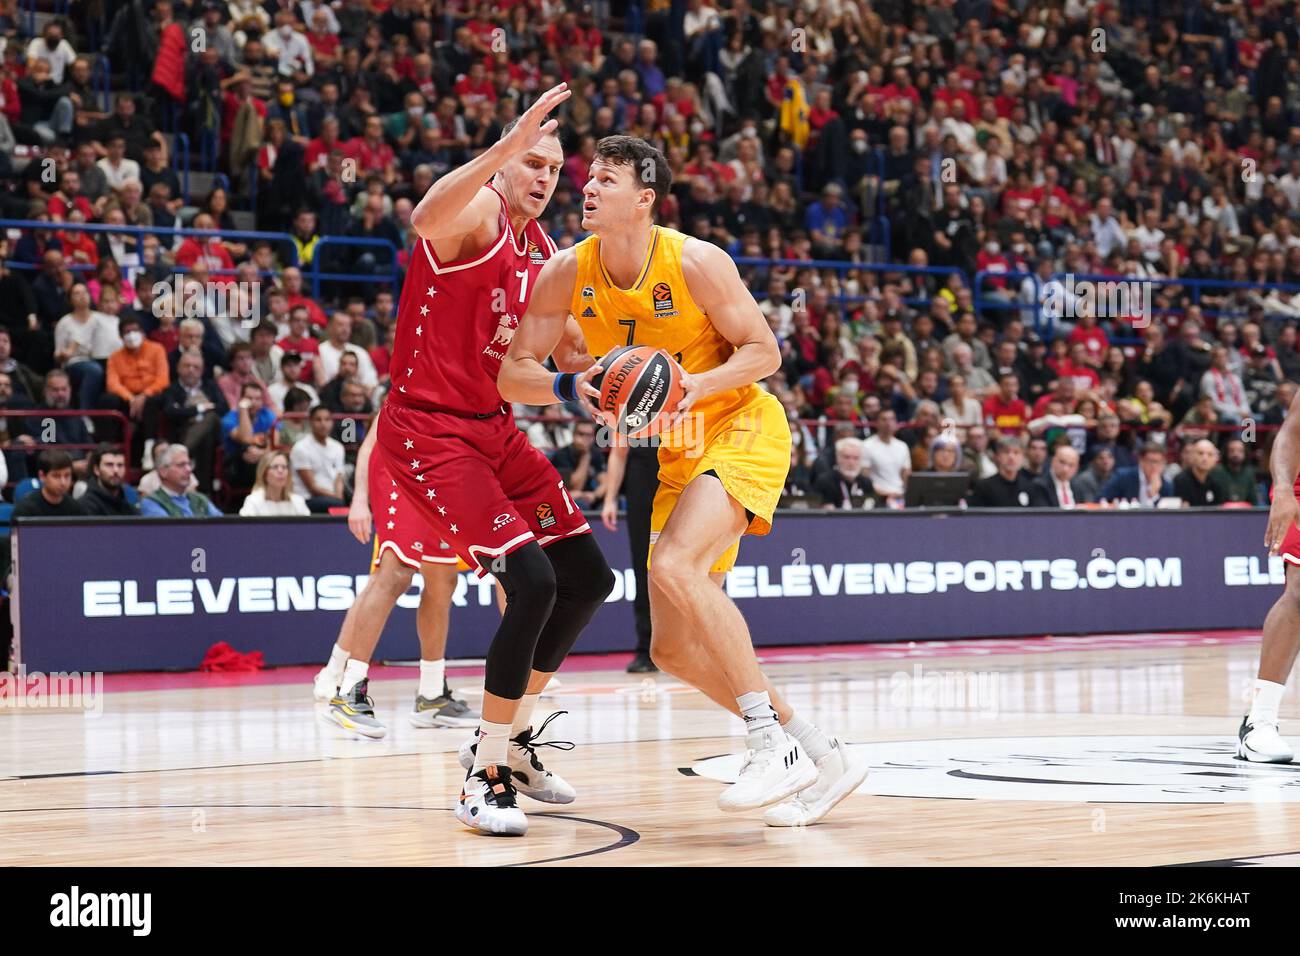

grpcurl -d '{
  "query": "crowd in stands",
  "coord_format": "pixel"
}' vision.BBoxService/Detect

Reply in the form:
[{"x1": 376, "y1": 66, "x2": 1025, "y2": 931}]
[{"x1": 0, "y1": 0, "x2": 1298, "y2": 518}]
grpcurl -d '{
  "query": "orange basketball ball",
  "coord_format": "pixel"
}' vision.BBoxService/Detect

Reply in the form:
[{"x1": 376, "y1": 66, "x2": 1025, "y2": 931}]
[{"x1": 593, "y1": 345, "x2": 686, "y2": 438}]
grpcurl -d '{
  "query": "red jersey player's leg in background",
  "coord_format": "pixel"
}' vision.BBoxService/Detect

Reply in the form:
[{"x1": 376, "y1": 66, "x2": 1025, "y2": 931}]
[{"x1": 368, "y1": 433, "x2": 460, "y2": 570}]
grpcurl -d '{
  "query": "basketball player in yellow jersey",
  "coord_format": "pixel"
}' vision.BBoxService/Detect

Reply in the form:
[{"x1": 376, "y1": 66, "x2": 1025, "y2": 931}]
[{"x1": 500, "y1": 135, "x2": 867, "y2": 826}]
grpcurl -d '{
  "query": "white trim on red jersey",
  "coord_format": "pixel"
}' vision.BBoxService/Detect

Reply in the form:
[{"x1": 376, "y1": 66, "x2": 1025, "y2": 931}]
[
  {"x1": 421, "y1": 230, "x2": 510, "y2": 276},
  {"x1": 536, "y1": 523, "x2": 592, "y2": 547}
]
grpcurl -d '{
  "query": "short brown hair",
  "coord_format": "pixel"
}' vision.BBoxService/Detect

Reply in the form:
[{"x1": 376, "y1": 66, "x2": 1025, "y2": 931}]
[{"x1": 594, "y1": 135, "x2": 672, "y2": 214}]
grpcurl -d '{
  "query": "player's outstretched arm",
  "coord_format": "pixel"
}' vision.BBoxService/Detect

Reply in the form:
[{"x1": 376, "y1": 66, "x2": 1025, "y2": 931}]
[
  {"x1": 410, "y1": 82, "x2": 571, "y2": 244},
  {"x1": 678, "y1": 239, "x2": 782, "y2": 412},
  {"x1": 498, "y1": 250, "x2": 601, "y2": 407},
  {"x1": 1266, "y1": 387, "x2": 1300, "y2": 554}
]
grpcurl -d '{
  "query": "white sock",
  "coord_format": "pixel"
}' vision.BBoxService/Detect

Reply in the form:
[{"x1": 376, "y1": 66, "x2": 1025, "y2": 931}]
[
  {"x1": 1249, "y1": 679, "x2": 1286, "y2": 726},
  {"x1": 418, "y1": 659, "x2": 445, "y2": 699},
  {"x1": 511, "y1": 693, "x2": 539, "y2": 738},
  {"x1": 325, "y1": 643, "x2": 348, "y2": 679},
  {"x1": 783, "y1": 712, "x2": 833, "y2": 762},
  {"x1": 737, "y1": 690, "x2": 780, "y2": 746},
  {"x1": 472, "y1": 719, "x2": 513, "y2": 772},
  {"x1": 339, "y1": 659, "x2": 369, "y2": 696}
]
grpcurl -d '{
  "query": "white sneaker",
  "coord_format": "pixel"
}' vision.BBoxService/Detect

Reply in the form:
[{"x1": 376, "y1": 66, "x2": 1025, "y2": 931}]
[
  {"x1": 717, "y1": 726, "x2": 818, "y2": 812},
  {"x1": 312, "y1": 666, "x2": 341, "y2": 702},
  {"x1": 457, "y1": 712, "x2": 577, "y2": 804},
  {"x1": 1237, "y1": 715, "x2": 1294, "y2": 763},
  {"x1": 455, "y1": 765, "x2": 528, "y2": 836},
  {"x1": 763, "y1": 737, "x2": 869, "y2": 827}
]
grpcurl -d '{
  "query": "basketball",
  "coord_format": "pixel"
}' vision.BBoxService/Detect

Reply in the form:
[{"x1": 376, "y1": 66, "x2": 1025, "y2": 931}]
[{"x1": 593, "y1": 345, "x2": 686, "y2": 438}]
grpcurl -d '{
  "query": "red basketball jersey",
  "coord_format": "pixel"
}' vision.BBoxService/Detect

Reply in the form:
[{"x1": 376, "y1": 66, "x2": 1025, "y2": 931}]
[{"x1": 389, "y1": 184, "x2": 557, "y2": 415}]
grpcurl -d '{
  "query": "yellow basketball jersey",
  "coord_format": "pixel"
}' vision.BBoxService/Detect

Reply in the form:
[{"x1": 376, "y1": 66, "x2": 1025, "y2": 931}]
[{"x1": 569, "y1": 226, "x2": 759, "y2": 436}]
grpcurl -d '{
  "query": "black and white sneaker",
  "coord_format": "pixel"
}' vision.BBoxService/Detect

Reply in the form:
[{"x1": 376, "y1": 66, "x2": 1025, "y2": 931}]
[
  {"x1": 458, "y1": 711, "x2": 577, "y2": 803},
  {"x1": 1237, "y1": 714, "x2": 1294, "y2": 763},
  {"x1": 456, "y1": 764, "x2": 527, "y2": 836}
]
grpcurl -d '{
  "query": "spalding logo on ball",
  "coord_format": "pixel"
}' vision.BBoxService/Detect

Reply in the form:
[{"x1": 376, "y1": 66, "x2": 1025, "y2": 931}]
[{"x1": 592, "y1": 345, "x2": 686, "y2": 438}]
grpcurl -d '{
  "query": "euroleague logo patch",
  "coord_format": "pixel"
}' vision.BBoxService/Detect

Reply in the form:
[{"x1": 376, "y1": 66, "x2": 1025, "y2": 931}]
[
  {"x1": 652, "y1": 282, "x2": 673, "y2": 313},
  {"x1": 535, "y1": 502, "x2": 557, "y2": 530},
  {"x1": 528, "y1": 241, "x2": 545, "y2": 265}
]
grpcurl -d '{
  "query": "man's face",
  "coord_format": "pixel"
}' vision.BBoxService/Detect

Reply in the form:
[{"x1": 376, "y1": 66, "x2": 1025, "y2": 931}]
[
  {"x1": 45, "y1": 376, "x2": 71, "y2": 408},
  {"x1": 0, "y1": 373, "x2": 11, "y2": 402},
  {"x1": 330, "y1": 316, "x2": 351, "y2": 342},
  {"x1": 1027, "y1": 439, "x2": 1048, "y2": 467},
  {"x1": 1141, "y1": 450, "x2": 1165, "y2": 479},
  {"x1": 283, "y1": 359, "x2": 302, "y2": 383},
  {"x1": 1051, "y1": 448, "x2": 1079, "y2": 482},
  {"x1": 178, "y1": 355, "x2": 203, "y2": 385},
  {"x1": 41, "y1": 466, "x2": 73, "y2": 502},
  {"x1": 1195, "y1": 441, "x2": 1218, "y2": 473},
  {"x1": 583, "y1": 155, "x2": 656, "y2": 234},
  {"x1": 96, "y1": 453, "x2": 126, "y2": 489},
  {"x1": 836, "y1": 443, "x2": 863, "y2": 476},
  {"x1": 1227, "y1": 441, "x2": 1246, "y2": 467},
  {"x1": 161, "y1": 451, "x2": 193, "y2": 489},
  {"x1": 573, "y1": 424, "x2": 596, "y2": 451},
  {"x1": 342, "y1": 384, "x2": 366, "y2": 411},
  {"x1": 877, "y1": 411, "x2": 898, "y2": 437},
  {"x1": 1093, "y1": 448, "x2": 1115, "y2": 476},
  {"x1": 338, "y1": 353, "x2": 359, "y2": 379},
  {"x1": 997, "y1": 444, "x2": 1024, "y2": 475},
  {"x1": 289, "y1": 311, "x2": 309, "y2": 337},
  {"x1": 312, "y1": 408, "x2": 334, "y2": 437}
]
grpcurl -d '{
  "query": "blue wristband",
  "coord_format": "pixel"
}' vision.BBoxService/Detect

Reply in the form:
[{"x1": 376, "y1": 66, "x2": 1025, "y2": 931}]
[{"x1": 553, "y1": 372, "x2": 577, "y2": 402}]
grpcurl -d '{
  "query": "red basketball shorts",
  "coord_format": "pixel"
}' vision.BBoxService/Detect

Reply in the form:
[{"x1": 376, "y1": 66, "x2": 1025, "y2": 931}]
[{"x1": 370, "y1": 403, "x2": 590, "y2": 577}]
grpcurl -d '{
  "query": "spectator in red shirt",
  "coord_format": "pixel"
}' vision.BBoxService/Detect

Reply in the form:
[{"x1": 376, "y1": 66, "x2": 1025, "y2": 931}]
[
  {"x1": 1067, "y1": 310, "x2": 1109, "y2": 366},
  {"x1": 305, "y1": 8, "x2": 341, "y2": 71},
  {"x1": 278, "y1": 305, "x2": 321, "y2": 382},
  {"x1": 453, "y1": 61, "x2": 497, "y2": 111},
  {"x1": 281, "y1": 268, "x2": 328, "y2": 329},
  {"x1": 175, "y1": 213, "x2": 236, "y2": 279},
  {"x1": 350, "y1": 113, "x2": 397, "y2": 185},
  {"x1": 983, "y1": 372, "x2": 1028, "y2": 434}
]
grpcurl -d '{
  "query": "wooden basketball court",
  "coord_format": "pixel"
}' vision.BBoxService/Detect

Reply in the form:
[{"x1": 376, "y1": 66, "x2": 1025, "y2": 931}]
[{"x1": 3, "y1": 630, "x2": 1299, "y2": 867}]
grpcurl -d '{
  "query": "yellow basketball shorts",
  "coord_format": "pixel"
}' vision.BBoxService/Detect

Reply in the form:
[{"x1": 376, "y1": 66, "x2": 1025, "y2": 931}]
[{"x1": 648, "y1": 391, "x2": 790, "y2": 574}]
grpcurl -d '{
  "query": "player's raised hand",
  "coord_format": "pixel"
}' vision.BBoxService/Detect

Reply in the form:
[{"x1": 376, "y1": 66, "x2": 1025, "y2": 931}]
[
  {"x1": 500, "y1": 82, "x2": 571, "y2": 156},
  {"x1": 1265, "y1": 491, "x2": 1300, "y2": 556}
]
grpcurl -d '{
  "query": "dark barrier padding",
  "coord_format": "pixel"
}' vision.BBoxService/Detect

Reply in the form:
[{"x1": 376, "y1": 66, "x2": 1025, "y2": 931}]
[{"x1": 11, "y1": 509, "x2": 1280, "y2": 672}]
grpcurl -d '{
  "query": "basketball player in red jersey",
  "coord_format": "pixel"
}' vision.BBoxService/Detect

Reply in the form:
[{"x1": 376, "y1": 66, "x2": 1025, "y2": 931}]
[
  {"x1": 1251, "y1": 385, "x2": 1300, "y2": 762},
  {"x1": 324, "y1": 83, "x2": 616, "y2": 836}
]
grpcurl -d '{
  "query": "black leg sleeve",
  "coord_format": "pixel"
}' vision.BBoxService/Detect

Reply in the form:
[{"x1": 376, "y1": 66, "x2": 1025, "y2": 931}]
[
  {"x1": 529, "y1": 533, "x2": 616, "y2": 674},
  {"x1": 482, "y1": 542, "x2": 557, "y2": 699}
]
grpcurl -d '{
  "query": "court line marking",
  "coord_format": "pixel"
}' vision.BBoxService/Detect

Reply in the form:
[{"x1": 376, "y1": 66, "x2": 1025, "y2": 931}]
[{"x1": 0, "y1": 804, "x2": 640, "y2": 866}]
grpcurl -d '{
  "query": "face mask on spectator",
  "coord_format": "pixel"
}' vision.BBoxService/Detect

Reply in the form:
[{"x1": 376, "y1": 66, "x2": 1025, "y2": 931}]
[
  {"x1": 408, "y1": 105, "x2": 424, "y2": 118},
  {"x1": 280, "y1": 24, "x2": 293, "y2": 38},
  {"x1": 123, "y1": 331, "x2": 144, "y2": 349},
  {"x1": 852, "y1": 139, "x2": 868, "y2": 153}
]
